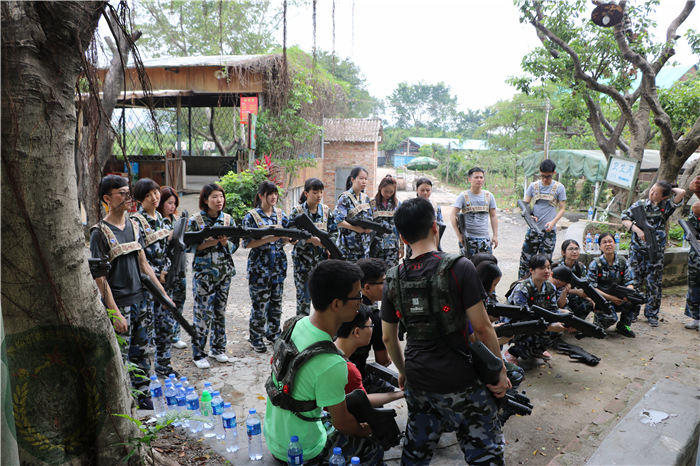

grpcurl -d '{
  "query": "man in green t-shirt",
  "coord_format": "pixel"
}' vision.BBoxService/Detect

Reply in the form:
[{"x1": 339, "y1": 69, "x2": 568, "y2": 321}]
[{"x1": 264, "y1": 260, "x2": 385, "y2": 465}]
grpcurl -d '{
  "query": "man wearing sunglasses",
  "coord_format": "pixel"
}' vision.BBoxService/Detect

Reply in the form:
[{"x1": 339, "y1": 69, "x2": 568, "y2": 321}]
[{"x1": 518, "y1": 159, "x2": 567, "y2": 279}]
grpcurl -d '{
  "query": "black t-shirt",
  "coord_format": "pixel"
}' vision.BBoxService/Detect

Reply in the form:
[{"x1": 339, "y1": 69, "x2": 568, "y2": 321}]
[
  {"x1": 381, "y1": 251, "x2": 486, "y2": 393},
  {"x1": 90, "y1": 219, "x2": 146, "y2": 307},
  {"x1": 349, "y1": 297, "x2": 386, "y2": 377}
]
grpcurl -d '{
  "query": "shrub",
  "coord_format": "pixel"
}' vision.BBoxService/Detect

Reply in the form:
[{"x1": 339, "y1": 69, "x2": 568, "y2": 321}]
[{"x1": 218, "y1": 166, "x2": 283, "y2": 223}]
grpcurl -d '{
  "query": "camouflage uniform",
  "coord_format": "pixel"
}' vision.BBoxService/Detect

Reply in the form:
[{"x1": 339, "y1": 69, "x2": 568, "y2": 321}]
[
  {"x1": 684, "y1": 212, "x2": 700, "y2": 320},
  {"x1": 455, "y1": 190, "x2": 495, "y2": 259},
  {"x1": 187, "y1": 211, "x2": 237, "y2": 360},
  {"x1": 406, "y1": 199, "x2": 443, "y2": 258},
  {"x1": 552, "y1": 258, "x2": 594, "y2": 320},
  {"x1": 402, "y1": 383, "x2": 504, "y2": 466},
  {"x1": 289, "y1": 202, "x2": 338, "y2": 316},
  {"x1": 621, "y1": 198, "x2": 679, "y2": 320},
  {"x1": 242, "y1": 207, "x2": 289, "y2": 346},
  {"x1": 334, "y1": 190, "x2": 372, "y2": 262},
  {"x1": 370, "y1": 198, "x2": 403, "y2": 268},
  {"x1": 518, "y1": 181, "x2": 565, "y2": 279},
  {"x1": 132, "y1": 208, "x2": 172, "y2": 371},
  {"x1": 587, "y1": 253, "x2": 636, "y2": 329},
  {"x1": 507, "y1": 279, "x2": 559, "y2": 359},
  {"x1": 162, "y1": 214, "x2": 187, "y2": 344}
]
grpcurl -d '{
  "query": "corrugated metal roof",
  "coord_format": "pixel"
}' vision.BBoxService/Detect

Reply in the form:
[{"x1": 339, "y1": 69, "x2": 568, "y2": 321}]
[
  {"x1": 129, "y1": 54, "x2": 269, "y2": 69},
  {"x1": 630, "y1": 64, "x2": 697, "y2": 91},
  {"x1": 404, "y1": 137, "x2": 488, "y2": 151},
  {"x1": 323, "y1": 119, "x2": 383, "y2": 143}
]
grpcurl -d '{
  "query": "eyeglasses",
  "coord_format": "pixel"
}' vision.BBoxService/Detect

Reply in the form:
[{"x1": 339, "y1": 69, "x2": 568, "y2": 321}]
[
  {"x1": 358, "y1": 324, "x2": 374, "y2": 329},
  {"x1": 366, "y1": 281, "x2": 385, "y2": 286},
  {"x1": 112, "y1": 189, "x2": 132, "y2": 199},
  {"x1": 345, "y1": 292, "x2": 363, "y2": 302},
  {"x1": 566, "y1": 247, "x2": 580, "y2": 252},
  {"x1": 539, "y1": 174, "x2": 554, "y2": 180}
]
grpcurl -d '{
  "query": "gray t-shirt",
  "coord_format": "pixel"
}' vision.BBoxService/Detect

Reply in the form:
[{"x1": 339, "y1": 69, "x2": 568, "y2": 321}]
[
  {"x1": 90, "y1": 220, "x2": 146, "y2": 307},
  {"x1": 525, "y1": 181, "x2": 567, "y2": 230},
  {"x1": 453, "y1": 191, "x2": 497, "y2": 238}
]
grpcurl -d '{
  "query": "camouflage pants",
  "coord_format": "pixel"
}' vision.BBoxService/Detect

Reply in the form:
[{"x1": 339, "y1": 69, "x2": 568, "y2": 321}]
[
  {"x1": 508, "y1": 331, "x2": 560, "y2": 360},
  {"x1": 505, "y1": 360, "x2": 524, "y2": 390},
  {"x1": 170, "y1": 277, "x2": 187, "y2": 343},
  {"x1": 249, "y1": 281, "x2": 284, "y2": 346},
  {"x1": 142, "y1": 292, "x2": 157, "y2": 354},
  {"x1": 686, "y1": 260, "x2": 700, "y2": 320},
  {"x1": 296, "y1": 429, "x2": 385, "y2": 466},
  {"x1": 293, "y1": 263, "x2": 315, "y2": 317},
  {"x1": 373, "y1": 245, "x2": 400, "y2": 269},
  {"x1": 401, "y1": 383, "x2": 504, "y2": 466},
  {"x1": 191, "y1": 273, "x2": 231, "y2": 360},
  {"x1": 461, "y1": 237, "x2": 493, "y2": 260},
  {"x1": 154, "y1": 302, "x2": 175, "y2": 370},
  {"x1": 518, "y1": 229, "x2": 556, "y2": 279},
  {"x1": 119, "y1": 299, "x2": 152, "y2": 391},
  {"x1": 628, "y1": 247, "x2": 662, "y2": 318}
]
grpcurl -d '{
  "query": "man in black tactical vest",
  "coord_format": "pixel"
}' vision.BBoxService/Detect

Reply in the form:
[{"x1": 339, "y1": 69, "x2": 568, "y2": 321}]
[{"x1": 381, "y1": 197, "x2": 510, "y2": 466}]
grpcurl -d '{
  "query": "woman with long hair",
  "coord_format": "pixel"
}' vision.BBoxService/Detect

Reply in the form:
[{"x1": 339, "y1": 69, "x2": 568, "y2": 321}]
[
  {"x1": 334, "y1": 167, "x2": 373, "y2": 262},
  {"x1": 370, "y1": 175, "x2": 403, "y2": 267}
]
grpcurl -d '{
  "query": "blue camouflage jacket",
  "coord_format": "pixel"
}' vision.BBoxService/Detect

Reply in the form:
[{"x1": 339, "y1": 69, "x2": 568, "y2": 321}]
[{"x1": 242, "y1": 207, "x2": 289, "y2": 284}]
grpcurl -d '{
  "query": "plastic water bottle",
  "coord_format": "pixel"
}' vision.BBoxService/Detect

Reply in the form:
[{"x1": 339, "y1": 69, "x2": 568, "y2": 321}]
[
  {"x1": 594, "y1": 234, "x2": 600, "y2": 253},
  {"x1": 246, "y1": 408, "x2": 263, "y2": 461},
  {"x1": 683, "y1": 234, "x2": 689, "y2": 249},
  {"x1": 164, "y1": 381, "x2": 178, "y2": 424},
  {"x1": 329, "y1": 447, "x2": 345, "y2": 466},
  {"x1": 351, "y1": 458, "x2": 360, "y2": 466},
  {"x1": 588, "y1": 207, "x2": 594, "y2": 221},
  {"x1": 200, "y1": 390, "x2": 215, "y2": 438},
  {"x1": 287, "y1": 436, "x2": 303, "y2": 465},
  {"x1": 186, "y1": 387, "x2": 202, "y2": 433},
  {"x1": 149, "y1": 375, "x2": 167, "y2": 417},
  {"x1": 222, "y1": 402, "x2": 239, "y2": 453},
  {"x1": 211, "y1": 391, "x2": 225, "y2": 440},
  {"x1": 168, "y1": 373, "x2": 177, "y2": 386},
  {"x1": 181, "y1": 376, "x2": 192, "y2": 392},
  {"x1": 586, "y1": 233, "x2": 593, "y2": 253},
  {"x1": 615, "y1": 233, "x2": 621, "y2": 252},
  {"x1": 175, "y1": 382, "x2": 188, "y2": 428}
]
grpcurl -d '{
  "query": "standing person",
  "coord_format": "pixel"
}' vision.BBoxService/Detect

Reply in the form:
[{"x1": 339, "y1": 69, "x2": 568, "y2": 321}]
[
  {"x1": 683, "y1": 201, "x2": 700, "y2": 330},
  {"x1": 381, "y1": 197, "x2": 510, "y2": 466},
  {"x1": 450, "y1": 167, "x2": 499, "y2": 259},
  {"x1": 156, "y1": 186, "x2": 187, "y2": 350},
  {"x1": 517, "y1": 160, "x2": 567, "y2": 279},
  {"x1": 334, "y1": 167, "x2": 373, "y2": 262},
  {"x1": 131, "y1": 178, "x2": 176, "y2": 377},
  {"x1": 289, "y1": 178, "x2": 338, "y2": 316},
  {"x1": 553, "y1": 240, "x2": 595, "y2": 321},
  {"x1": 187, "y1": 183, "x2": 237, "y2": 369},
  {"x1": 90, "y1": 175, "x2": 171, "y2": 409},
  {"x1": 407, "y1": 177, "x2": 444, "y2": 258},
  {"x1": 621, "y1": 181, "x2": 685, "y2": 327},
  {"x1": 370, "y1": 175, "x2": 403, "y2": 268},
  {"x1": 263, "y1": 261, "x2": 385, "y2": 466},
  {"x1": 242, "y1": 181, "x2": 290, "y2": 353},
  {"x1": 587, "y1": 233, "x2": 637, "y2": 337}
]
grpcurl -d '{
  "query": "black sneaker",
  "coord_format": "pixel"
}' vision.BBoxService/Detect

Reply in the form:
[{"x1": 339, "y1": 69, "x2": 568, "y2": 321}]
[
  {"x1": 616, "y1": 325, "x2": 636, "y2": 338},
  {"x1": 250, "y1": 341, "x2": 267, "y2": 353},
  {"x1": 138, "y1": 396, "x2": 154, "y2": 410},
  {"x1": 155, "y1": 366, "x2": 179, "y2": 378},
  {"x1": 648, "y1": 317, "x2": 659, "y2": 327}
]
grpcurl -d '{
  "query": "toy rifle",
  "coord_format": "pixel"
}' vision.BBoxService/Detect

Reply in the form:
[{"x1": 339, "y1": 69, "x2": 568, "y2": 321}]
[
  {"x1": 551, "y1": 340, "x2": 600, "y2": 366},
  {"x1": 88, "y1": 257, "x2": 111, "y2": 279},
  {"x1": 293, "y1": 213, "x2": 345, "y2": 260},
  {"x1": 530, "y1": 305, "x2": 606, "y2": 339},
  {"x1": 183, "y1": 225, "x2": 311, "y2": 246},
  {"x1": 679, "y1": 219, "x2": 700, "y2": 256},
  {"x1": 346, "y1": 217, "x2": 393, "y2": 236},
  {"x1": 495, "y1": 319, "x2": 549, "y2": 338},
  {"x1": 486, "y1": 302, "x2": 531, "y2": 321},
  {"x1": 365, "y1": 362, "x2": 399, "y2": 387},
  {"x1": 568, "y1": 274, "x2": 613, "y2": 316},
  {"x1": 630, "y1": 204, "x2": 660, "y2": 263},
  {"x1": 456, "y1": 213, "x2": 468, "y2": 238},
  {"x1": 598, "y1": 285, "x2": 646, "y2": 305},
  {"x1": 345, "y1": 389, "x2": 402, "y2": 451},
  {"x1": 165, "y1": 213, "x2": 188, "y2": 290},
  {"x1": 517, "y1": 200, "x2": 542, "y2": 235}
]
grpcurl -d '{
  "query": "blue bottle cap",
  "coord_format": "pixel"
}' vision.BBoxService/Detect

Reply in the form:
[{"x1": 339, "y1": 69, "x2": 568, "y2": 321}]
[
  {"x1": 249, "y1": 408, "x2": 256, "y2": 414},
  {"x1": 212, "y1": 391, "x2": 220, "y2": 397},
  {"x1": 150, "y1": 375, "x2": 157, "y2": 380},
  {"x1": 186, "y1": 386, "x2": 194, "y2": 392},
  {"x1": 181, "y1": 376, "x2": 188, "y2": 381},
  {"x1": 291, "y1": 435, "x2": 298, "y2": 442},
  {"x1": 224, "y1": 402, "x2": 231, "y2": 408},
  {"x1": 351, "y1": 458, "x2": 360, "y2": 465},
  {"x1": 204, "y1": 381, "x2": 211, "y2": 387},
  {"x1": 175, "y1": 383, "x2": 182, "y2": 388},
  {"x1": 333, "y1": 447, "x2": 342, "y2": 454}
]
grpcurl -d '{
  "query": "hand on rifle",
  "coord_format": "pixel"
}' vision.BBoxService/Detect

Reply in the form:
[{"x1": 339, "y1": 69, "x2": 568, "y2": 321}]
[
  {"x1": 486, "y1": 370, "x2": 512, "y2": 398},
  {"x1": 159, "y1": 271, "x2": 167, "y2": 284},
  {"x1": 216, "y1": 235, "x2": 228, "y2": 246},
  {"x1": 307, "y1": 236, "x2": 322, "y2": 247},
  {"x1": 609, "y1": 295, "x2": 624, "y2": 306}
]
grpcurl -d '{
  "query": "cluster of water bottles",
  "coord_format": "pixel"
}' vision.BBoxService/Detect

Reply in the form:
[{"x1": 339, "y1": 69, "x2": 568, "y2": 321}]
[
  {"x1": 147, "y1": 374, "x2": 263, "y2": 461},
  {"x1": 585, "y1": 232, "x2": 620, "y2": 253}
]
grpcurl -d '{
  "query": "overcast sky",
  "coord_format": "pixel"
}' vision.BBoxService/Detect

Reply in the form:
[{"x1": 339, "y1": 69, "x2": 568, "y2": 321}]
[{"x1": 277, "y1": 0, "x2": 698, "y2": 112}]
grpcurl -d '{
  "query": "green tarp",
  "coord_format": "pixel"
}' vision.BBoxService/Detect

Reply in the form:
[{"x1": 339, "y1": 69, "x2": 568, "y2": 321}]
[{"x1": 517, "y1": 150, "x2": 607, "y2": 182}]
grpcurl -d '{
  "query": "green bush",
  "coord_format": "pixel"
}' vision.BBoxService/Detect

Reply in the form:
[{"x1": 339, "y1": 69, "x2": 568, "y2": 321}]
[
  {"x1": 218, "y1": 166, "x2": 283, "y2": 223},
  {"x1": 668, "y1": 224, "x2": 684, "y2": 242}
]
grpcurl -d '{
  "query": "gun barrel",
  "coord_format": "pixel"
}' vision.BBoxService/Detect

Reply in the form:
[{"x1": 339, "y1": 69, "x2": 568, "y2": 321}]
[
  {"x1": 680, "y1": 219, "x2": 700, "y2": 256},
  {"x1": 517, "y1": 200, "x2": 542, "y2": 234},
  {"x1": 347, "y1": 218, "x2": 393, "y2": 236},
  {"x1": 294, "y1": 214, "x2": 345, "y2": 260},
  {"x1": 486, "y1": 303, "x2": 533, "y2": 321},
  {"x1": 530, "y1": 305, "x2": 606, "y2": 339}
]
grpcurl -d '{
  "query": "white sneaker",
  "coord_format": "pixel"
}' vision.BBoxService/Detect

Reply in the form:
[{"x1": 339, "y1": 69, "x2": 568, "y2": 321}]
[
  {"x1": 209, "y1": 351, "x2": 229, "y2": 363},
  {"x1": 684, "y1": 319, "x2": 700, "y2": 329},
  {"x1": 193, "y1": 358, "x2": 210, "y2": 369},
  {"x1": 173, "y1": 340, "x2": 187, "y2": 349}
]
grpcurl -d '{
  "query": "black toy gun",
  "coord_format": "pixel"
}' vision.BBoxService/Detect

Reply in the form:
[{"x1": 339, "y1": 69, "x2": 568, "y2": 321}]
[
  {"x1": 346, "y1": 217, "x2": 393, "y2": 236},
  {"x1": 165, "y1": 214, "x2": 188, "y2": 290},
  {"x1": 530, "y1": 305, "x2": 606, "y2": 339},
  {"x1": 486, "y1": 302, "x2": 533, "y2": 321},
  {"x1": 88, "y1": 257, "x2": 111, "y2": 279},
  {"x1": 456, "y1": 213, "x2": 468, "y2": 238},
  {"x1": 184, "y1": 225, "x2": 311, "y2": 246},
  {"x1": 630, "y1": 204, "x2": 660, "y2": 263},
  {"x1": 599, "y1": 285, "x2": 646, "y2": 305},
  {"x1": 568, "y1": 274, "x2": 613, "y2": 316},
  {"x1": 293, "y1": 213, "x2": 345, "y2": 260},
  {"x1": 495, "y1": 319, "x2": 549, "y2": 338},
  {"x1": 140, "y1": 273, "x2": 202, "y2": 352},
  {"x1": 345, "y1": 389, "x2": 402, "y2": 451},
  {"x1": 551, "y1": 340, "x2": 600, "y2": 366},
  {"x1": 517, "y1": 200, "x2": 542, "y2": 235},
  {"x1": 679, "y1": 219, "x2": 700, "y2": 256},
  {"x1": 365, "y1": 362, "x2": 399, "y2": 387}
]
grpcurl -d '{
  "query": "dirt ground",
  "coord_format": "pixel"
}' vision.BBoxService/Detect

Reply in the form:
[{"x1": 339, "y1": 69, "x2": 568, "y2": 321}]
[{"x1": 151, "y1": 169, "x2": 698, "y2": 465}]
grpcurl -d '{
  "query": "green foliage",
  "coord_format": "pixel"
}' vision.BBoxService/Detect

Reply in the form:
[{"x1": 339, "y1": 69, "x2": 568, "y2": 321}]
[
  {"x1": 657, "y1": 73, "x2": 700, "y2": 136},
  {"x1": 387, "y1": 81, "x2": 459, "y2": 131},
  {"x1": 669, "y1": 224, "x2": 685, "y2": 242},
  {"x1": 219, "y1": 166, "x2": 274, "y2": 222}
]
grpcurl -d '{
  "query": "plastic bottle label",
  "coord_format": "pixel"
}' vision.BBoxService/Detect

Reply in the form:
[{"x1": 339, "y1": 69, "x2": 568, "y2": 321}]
[
  {"x1": 187, "y1": 399, "x2": 199, "y2": 410},
  {"x1": 287, "y1": 453, "x2": 303, "y2": 465},
  {"x1": 212, "y1": 402, "x2": 224, "y2": 415},
  {"x1": 201, "y1": 405, "x2": 211, "y2": 416},
  {"x1": 177, "y1": 397, "x2": 187, "y2": 407},
  {"x1": 222, "y1": 415, "x2": 236, "y2": 429},
  {"x1": 166, "y1": 395, "x2": 178, "y2": 406},
  {"x1": 150, "y1": 387, "x2": 163, "y2": 398},
  {"x1": 247, "y1": 422, "x2": 261, "y2": 436}
]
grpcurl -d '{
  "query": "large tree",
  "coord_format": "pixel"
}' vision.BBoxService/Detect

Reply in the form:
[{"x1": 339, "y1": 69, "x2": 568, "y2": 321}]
[
  {"x1": 387, "y1": 81, "x2": 459, "y2": 131},
  {"x1": 2, "y1": 2, "x2": 142, "y2": 464}
]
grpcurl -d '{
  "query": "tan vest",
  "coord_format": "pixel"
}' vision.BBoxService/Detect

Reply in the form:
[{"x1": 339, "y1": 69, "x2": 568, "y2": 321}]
[
  {"x1": 370, "y1": 199, "x2": 396, "y2": 219},
  {"x1": 248, "y1": 208, "x2": 282, "y2": 228},
  {"x1": 460, "y1": 190, "x2": 491, "y2": 213},
  {"x1": 346, "y1": 192, "x2": 371, "y2": 219},
  {"x1": 92, "y1": 219, "x2": 142, "y2": 262},
  {"x1": 131, "y1": 212, "x2": 170, "y2": 247},
  {"x1": 193, "y1": 211, "x2": 232, "y2": 230},
  {"x1": 533, "y1": 181, "x2": 561, "y2": 207},
  {"x1": 295, "y1": 204, "x2": 329, "y2": 231}
]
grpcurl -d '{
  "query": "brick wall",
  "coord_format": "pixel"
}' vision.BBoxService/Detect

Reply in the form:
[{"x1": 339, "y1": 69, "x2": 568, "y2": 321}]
[{"x1": 322, "y1": 141, "x2": 378, "y2": 209}]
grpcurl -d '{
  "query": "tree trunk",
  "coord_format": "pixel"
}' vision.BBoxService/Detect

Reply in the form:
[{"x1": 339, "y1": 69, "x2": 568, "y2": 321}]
[{"x1": 2, "y1": 2, "x2": 140, "y2": 465}]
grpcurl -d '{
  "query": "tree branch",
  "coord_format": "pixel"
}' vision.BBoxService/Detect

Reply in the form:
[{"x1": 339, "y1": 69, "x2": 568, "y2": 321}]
[
  {"x1": 677, "y1": 114, "x2": 700, "y2": 158},
  {"x1": 654, "y1": 1, "x2": 695, "y2": 72}
]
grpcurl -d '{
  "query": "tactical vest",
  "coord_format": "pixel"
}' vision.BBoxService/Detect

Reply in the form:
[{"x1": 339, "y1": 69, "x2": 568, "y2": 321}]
[
  {"x1": 460, "y1": 190, "x2": 491, "y2": 214},
  {"x1": 523, "y1": 279, "x2": 557, "y2": 309},
  {"x1": 193, "y1": 211, "x2": 232, "y2": 229},
  {"x1": 639, "y1": 199, "x2": 673, "y2": 223},
  {"x1": 131, "y1": 212, "x2": 170, "y2": 247},
  {"x1": 294, "y1": 204, "x2": 329, "y2": 232},
  {"x1": 247, "y1": 208, "x2": 280, "y2": 228},
  {"x1": 385, "y1": 254, "x2": 466, "y2": 340},
  {"x1": 265, "y1": 316, "x2": 343, "y2": 419},
  {"x1": 91, "y1": 219, "x2": 142, "y2": 262},
  {"x1": 555, "y1": 259, "x2": 585, "y2": 279},
  {"x1": 532, "y1": 181, "x2": 562, "y2": 207},
  {"x1": 345, "y1": 191, "x2": 371, "y2": 220},
  {"x1": 370, "y1": 199, "x2": 396, "y2": 219},
  {"x1": 594, "y1": 255, "x2": 627, "y2": 288}
]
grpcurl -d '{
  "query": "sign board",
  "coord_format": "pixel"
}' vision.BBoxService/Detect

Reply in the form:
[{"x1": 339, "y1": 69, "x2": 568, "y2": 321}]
[
  {"x1": 202, "y1": 141, "x2": 216, "y2": 151},
  {"x1": 240, "y1": 96, "x2": 258, "y2": 124},
  {"x1": 603, "y1": 154, "x2": 640, "y2": 190},
  {"x1": 248, "y1": 113, "x2": 257, "y2": 150}
]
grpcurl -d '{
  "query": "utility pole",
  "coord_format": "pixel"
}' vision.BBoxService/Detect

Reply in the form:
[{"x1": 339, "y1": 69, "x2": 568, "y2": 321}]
[{"x1": 543, "y1": 97, "x2": 551, "y2": 159}]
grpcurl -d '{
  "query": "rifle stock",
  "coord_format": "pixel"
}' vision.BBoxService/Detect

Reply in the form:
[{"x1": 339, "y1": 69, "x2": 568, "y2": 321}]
[
  {"x1": 345, "y1": 389, "x2": 402, "y2": 450},
  {"x1": 88, "y1": 257, "x2": 111, "y2": 279},
  {"x1": 183, "y1": 225, "x2": 311, "y2": 246},
  {"x1": 517, "y1": 200, "x2": 542, "y2": 234},
  {"x1": 293, "y1": 213, "x2": 345, "y2": 260},
  {"x1": 495, "y1": 319, "x2": 549, "y2": 338},
  {"x1": 679, "y1": 219, "x2": 700, "y2": 256},
  {"x1": 486, "y1": 303, "x2": 533, "y2": 321},
  {"x1": 365, "y1": 362, "x2": 399, "y2": 387},
  {"x1": 630, "y1": 204, "x2": 660, "y2": 262},
  {"x1": 568, "y1": 274, "x2": 613, "y2": 315},
  {"x1": 530, "y1": 305, "x2": 606, "y2": 339},
  {"x1": 346, "y1": 217, "x2": 393, "y2": 236},
  {"x1": 599, "y1": 285, "x2": 646, "y2": 305}
]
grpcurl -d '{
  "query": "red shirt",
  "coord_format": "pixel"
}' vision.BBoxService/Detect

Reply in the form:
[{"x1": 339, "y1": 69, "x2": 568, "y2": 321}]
[{"x1": 344, "y1": 361, "x2": 366, "y2": 394}]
